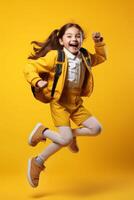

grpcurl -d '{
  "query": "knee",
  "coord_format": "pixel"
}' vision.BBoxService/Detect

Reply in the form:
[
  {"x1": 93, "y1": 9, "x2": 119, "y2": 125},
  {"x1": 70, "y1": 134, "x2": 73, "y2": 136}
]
[
  {"x1": 90, "y1": 124, "x2": 102, "y2": 136},
  {"x1": 60, "y1": 136, "x2": 73, "y2": 147}
]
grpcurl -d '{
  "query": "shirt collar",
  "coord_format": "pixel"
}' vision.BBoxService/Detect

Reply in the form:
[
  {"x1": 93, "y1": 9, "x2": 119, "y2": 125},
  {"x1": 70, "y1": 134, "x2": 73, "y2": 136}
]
[{"x1": 63, "y1": 47, "x2": 81, "y2": 60}]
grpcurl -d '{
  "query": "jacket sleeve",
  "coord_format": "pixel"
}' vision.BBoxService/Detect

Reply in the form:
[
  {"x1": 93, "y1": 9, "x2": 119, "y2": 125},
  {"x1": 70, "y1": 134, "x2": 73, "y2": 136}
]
[
  {"x1": 23, "y1": 50, "x2": 57, "y2": 87},
  {"x1": 90, "y1": 42, "x2": 107, "y2": 67}
]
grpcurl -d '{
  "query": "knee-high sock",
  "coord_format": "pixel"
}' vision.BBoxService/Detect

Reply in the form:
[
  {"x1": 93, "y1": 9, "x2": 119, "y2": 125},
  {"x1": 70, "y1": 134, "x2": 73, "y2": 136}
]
[
  {"x1": 72, "y1": 117, "x2": 102, "y2": 136},
  {"x1": 37, "y1": 126, "x2": 73, "y2": 163},
  {"x1": 43, "y1": 129, "x2": 66, "y2": 144},
  {"x1": 72, "y1": 127, "x2": 93, "y2": 136},
  {"x1": 38, "y1": 142, "x2": 62, "y2": 163}
]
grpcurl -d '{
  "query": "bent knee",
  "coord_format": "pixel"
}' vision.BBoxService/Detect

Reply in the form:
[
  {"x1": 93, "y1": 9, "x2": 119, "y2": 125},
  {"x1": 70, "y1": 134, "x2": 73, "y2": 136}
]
[
  {"x1": 90, "y1": 124, "x2": 102, "y2": 136},
  {"x1": 60, "y1": 136, "x2": 73, "y2": 146},
  {"x1": 83, "y1": 116, "x2": 102, "y2": 136}
]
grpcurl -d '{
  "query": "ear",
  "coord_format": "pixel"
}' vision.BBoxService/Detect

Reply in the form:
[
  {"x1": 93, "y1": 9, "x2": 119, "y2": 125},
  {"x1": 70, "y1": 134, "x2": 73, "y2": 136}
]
[{"x1": 59, "y1": 38, "x2": 64, "y2": 46}]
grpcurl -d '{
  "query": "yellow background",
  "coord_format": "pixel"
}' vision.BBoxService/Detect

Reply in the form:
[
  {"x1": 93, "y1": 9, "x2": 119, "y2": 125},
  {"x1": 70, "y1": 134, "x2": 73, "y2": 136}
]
[{"x1": 0, "y1": 0, "x2": 134, "y2": 199}]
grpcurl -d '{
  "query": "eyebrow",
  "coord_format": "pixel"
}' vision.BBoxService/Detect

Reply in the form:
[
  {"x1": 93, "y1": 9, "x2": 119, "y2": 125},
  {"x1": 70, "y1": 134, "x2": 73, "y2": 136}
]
[{"x1": 65, "y1": 33, "x2": 81, "y2": 35}]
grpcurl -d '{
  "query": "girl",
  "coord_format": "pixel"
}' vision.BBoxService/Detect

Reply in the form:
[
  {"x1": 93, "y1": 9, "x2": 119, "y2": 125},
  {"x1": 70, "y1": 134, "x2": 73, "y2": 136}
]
[{"x1": 24, "y1": 23, "x2": 107, "y2": 188}]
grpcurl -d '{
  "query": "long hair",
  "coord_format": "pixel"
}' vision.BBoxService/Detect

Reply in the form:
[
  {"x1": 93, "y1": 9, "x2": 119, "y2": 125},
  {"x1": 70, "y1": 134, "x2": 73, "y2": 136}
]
[{"x1": 28, "y1": 23, "x2": 85, "y2": 60}]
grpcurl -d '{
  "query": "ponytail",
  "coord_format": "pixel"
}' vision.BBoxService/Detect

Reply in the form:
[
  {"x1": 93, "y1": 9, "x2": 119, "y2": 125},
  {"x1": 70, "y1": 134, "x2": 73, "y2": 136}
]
[{"x1": 28, "y1": 29, "x2": 62, "y2": 59}]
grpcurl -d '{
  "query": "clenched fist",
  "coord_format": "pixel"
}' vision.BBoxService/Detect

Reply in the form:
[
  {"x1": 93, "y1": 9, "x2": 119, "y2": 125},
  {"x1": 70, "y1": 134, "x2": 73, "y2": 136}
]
[
  {"x1": 92, "y1": 32, "x2": 103, "y2": 43},
  {"x1": 36, "y1": 80, "x2": 48, "y2": 88}
]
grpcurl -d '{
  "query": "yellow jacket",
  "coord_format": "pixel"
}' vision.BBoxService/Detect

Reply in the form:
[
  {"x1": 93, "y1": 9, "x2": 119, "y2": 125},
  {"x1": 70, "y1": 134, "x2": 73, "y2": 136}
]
[{"x1": 23, "y1": 41, "x2": 107, "y2": 101}]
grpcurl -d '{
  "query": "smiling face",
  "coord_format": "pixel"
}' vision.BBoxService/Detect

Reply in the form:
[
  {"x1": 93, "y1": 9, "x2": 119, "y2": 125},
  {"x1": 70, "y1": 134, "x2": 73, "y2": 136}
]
[{"x1": 59, "y1": 27, "x2": 83, "y2": 55}]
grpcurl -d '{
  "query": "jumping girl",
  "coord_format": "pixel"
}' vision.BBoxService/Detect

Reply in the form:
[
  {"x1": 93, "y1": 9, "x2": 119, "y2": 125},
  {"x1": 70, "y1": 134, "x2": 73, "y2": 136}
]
[{"x1": 23, "y1": 23, "x2": 107, "y2": 187}]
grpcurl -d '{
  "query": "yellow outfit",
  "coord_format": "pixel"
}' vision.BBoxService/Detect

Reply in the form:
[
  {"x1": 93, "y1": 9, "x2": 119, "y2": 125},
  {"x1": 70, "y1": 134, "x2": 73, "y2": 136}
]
[
  {"x1": 50, "y1": 88, "x2": 92, "y2": 126},
  {"x1": 24, "y1": 42, "x2": 107, "y2": 126}
]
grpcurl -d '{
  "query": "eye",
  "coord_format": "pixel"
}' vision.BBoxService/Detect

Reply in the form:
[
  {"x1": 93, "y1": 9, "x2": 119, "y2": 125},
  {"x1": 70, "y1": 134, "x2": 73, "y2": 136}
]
[
  {"x1": 76, "y1": 35, "x2": 81, "y2": 38},
  {"x1": 67, "y1": 35, "x2": 72, "y2": 38}
]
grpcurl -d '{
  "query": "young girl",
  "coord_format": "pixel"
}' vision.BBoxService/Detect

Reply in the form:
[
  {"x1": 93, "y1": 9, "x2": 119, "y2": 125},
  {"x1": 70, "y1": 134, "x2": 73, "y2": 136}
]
[{"x1": 24, "y1": 23, "x2": 107, "y2": 187}]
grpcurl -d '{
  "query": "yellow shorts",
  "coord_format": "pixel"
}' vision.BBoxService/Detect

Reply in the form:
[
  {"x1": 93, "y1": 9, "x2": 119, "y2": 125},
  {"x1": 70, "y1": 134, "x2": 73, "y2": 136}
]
[{"x1": 50, "y1": 88, "x2": 92, "y2": 127}]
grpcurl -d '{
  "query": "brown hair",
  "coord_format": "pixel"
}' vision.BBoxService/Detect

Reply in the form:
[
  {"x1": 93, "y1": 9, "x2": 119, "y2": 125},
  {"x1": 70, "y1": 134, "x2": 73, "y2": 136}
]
[{"x1": 28, "y1": 23, "x2": 85, "y2": 59}]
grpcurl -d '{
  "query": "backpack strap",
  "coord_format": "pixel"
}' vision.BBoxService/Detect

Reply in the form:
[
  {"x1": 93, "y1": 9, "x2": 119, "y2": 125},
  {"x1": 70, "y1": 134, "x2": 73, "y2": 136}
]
[
  {"x1": 51, "y1": 50, "x2": 65, "y2": 97},
  {"x1": 80, "y1": 47, "x2": 91, "y2": 67},
  {"x1": 51, "y1": 48, "x2": 90, "y2": 98}
]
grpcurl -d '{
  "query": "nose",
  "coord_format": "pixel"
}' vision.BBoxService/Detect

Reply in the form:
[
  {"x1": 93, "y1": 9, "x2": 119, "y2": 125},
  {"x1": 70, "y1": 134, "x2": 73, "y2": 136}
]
[
  {"x1": 72, "y1": 37, "x2": 77, "y2": 42},
  {"x1": 71, "y1": 35, "x2": 77, "y2": 41}
]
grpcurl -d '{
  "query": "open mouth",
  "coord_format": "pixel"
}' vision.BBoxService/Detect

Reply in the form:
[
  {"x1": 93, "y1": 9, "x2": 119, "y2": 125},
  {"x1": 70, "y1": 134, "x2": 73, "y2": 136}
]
[{"x1": 69, "y1": 43, "x2": 79, "y2": 48}]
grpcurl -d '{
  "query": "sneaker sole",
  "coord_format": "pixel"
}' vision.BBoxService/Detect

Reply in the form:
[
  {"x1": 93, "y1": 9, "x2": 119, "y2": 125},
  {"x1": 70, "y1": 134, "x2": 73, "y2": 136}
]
[
  {"x1": 28, "y1": 123, "x2": 43, "y2": 146},
  {"x1": 27, "y1": 159, "x2": 37, "y2": 187}
]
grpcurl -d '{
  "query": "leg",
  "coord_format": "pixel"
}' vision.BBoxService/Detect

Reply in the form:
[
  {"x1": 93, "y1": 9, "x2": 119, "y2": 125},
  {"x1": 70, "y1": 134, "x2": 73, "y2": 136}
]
[
  {"x1": 68, "y1": 116, "x2": 102, "y2": 153},
  {"x1": 29, "y1": 125, "x2": 74, "y2": 162},
  {"x1": 28, "y1": 126, "x2": 73, "y2": 187},
  {"x1": 73, "y1": 116, "x2": 102, "y2": 136},
  {"x1": 28, "y1": 123, "x2": 74, "y2": 146},
  {"x1": 43, "y1": 128, "x2": 73, "y2": 146},
  {"x1": 39, "y1": 126, "x2": 73, "y2": 161},
  {"x1": 34, "y1": 118, "x2": 102, "y2": 169}
]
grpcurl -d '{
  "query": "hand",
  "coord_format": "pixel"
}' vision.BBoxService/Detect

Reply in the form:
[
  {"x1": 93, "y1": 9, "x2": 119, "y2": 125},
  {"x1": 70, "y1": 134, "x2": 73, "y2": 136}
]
[
  {"x1": 92, "y1": 32, "x2": 103, "y2": 43},
  {"x1": 36, "y1": 80, "x2": 48, "y2": 88}
]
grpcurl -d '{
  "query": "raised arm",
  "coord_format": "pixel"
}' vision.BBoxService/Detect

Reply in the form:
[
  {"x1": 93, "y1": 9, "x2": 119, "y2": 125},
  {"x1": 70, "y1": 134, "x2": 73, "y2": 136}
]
[{"x1": 90, "y1": 32, "x2": 107, "y2": 67}]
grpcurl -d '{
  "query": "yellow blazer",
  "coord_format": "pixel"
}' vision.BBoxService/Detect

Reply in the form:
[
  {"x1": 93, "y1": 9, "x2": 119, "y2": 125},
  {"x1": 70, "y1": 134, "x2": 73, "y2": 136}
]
[{"x1": 23, "y1": 42, "x2": 107, "y2": 101}]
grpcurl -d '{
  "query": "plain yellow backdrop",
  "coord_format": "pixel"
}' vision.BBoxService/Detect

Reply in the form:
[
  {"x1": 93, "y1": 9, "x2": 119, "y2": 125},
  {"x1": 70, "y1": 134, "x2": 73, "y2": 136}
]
[{"x1": 0, "y1": 0, "x2": 134, "y2": 199}]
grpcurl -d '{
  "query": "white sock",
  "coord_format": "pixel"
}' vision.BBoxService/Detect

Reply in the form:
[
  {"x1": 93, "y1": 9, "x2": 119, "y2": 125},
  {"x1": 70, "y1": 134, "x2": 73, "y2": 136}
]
[
  {"x1": 43, "y1": 129, "x2": 66, "y2": 145},
  {"x1": 38, "y1": 142, "x2": 62, "y2": 162},
  {"x1": 35, "y1": 155, "x2": 44, "y2": 165}
]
